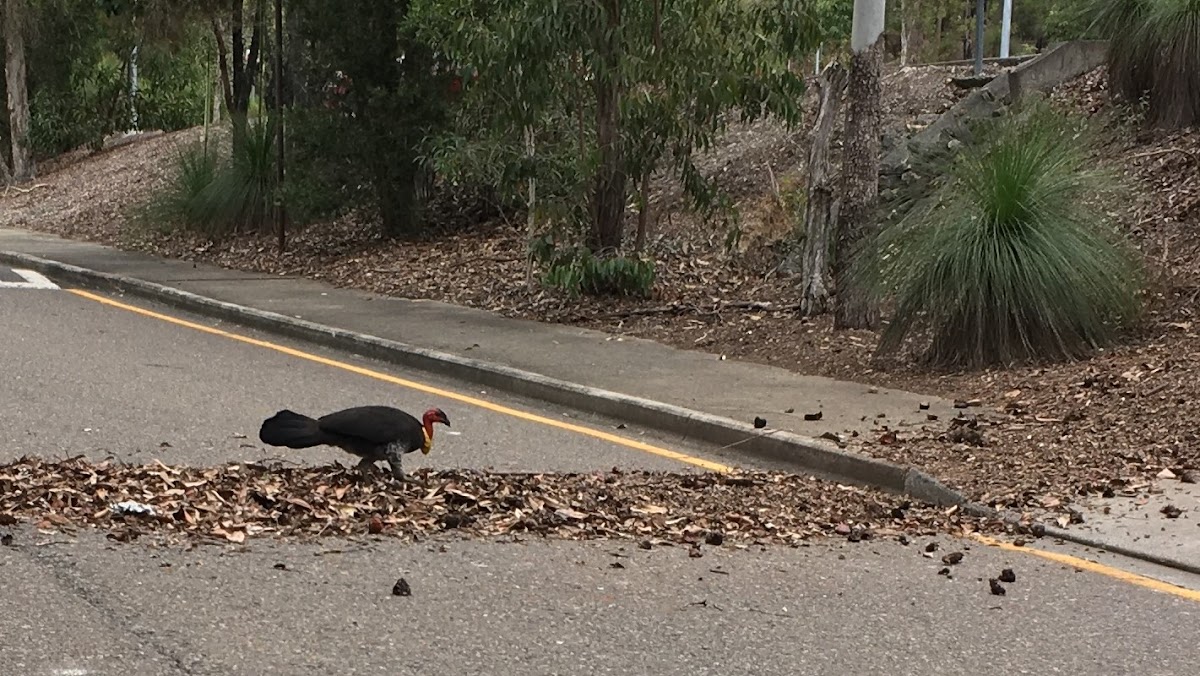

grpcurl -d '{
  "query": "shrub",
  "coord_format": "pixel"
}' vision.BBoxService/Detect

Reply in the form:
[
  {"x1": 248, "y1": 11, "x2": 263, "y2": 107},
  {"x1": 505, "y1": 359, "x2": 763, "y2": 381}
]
[
  {"x1": 537, "y1": 244, "x2": 656, "y2": 299},
  {"x1": 1087, "y1": 0, "x2": 1200, "y2": 127},
  {"x1": 860, "y1": 102, "x2": 1143, "y2": 368}
]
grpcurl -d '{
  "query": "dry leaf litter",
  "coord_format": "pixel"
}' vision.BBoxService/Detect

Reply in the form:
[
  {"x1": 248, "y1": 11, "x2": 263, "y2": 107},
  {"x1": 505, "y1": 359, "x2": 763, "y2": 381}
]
[{"x1": 0, "y1": 457, "x2": 1004, "y2": 546}]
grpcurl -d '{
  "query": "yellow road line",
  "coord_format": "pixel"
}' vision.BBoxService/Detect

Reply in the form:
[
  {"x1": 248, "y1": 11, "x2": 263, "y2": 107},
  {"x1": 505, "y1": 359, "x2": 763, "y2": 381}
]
[
  {"x1": 67, "y1": 288, "x2": 735, "y2": 473},
  {"x1": 973, "y1": 534, "x2": 1200, "y2": 603}
]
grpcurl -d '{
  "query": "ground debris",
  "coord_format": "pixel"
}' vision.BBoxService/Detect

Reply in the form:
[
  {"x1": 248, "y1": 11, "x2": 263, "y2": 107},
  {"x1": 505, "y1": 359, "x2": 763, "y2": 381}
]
[
  {"x1": 0, "y1": 457, "x2": 1002, "y2": 546},
  {"x1": 1161, "y1": 504, "x2": 1184, "y2": 519}
]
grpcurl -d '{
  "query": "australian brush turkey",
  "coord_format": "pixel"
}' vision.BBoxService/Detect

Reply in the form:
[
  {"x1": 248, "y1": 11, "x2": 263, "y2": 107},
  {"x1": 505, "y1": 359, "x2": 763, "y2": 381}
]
[{"x1": 258, "y1": 405, "x2": 450, "y2": 480}]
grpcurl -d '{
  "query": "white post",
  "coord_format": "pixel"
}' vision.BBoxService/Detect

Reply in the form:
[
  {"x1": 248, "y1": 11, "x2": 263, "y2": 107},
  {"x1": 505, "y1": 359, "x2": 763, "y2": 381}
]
[
  {"x1": 851, "y1": 0, "x2": 886, "y2": 54},
  {"x1": 1000, "y1": 0, "x2": 1013, "y2": 58}
]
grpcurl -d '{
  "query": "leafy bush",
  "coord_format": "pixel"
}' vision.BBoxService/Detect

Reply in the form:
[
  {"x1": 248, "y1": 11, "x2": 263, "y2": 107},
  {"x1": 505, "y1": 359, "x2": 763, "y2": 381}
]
[
  {"x1": 1087, "y1": 0, "x2": 1200, "y2": 127},
  {"x1": 860, "y1": 102, "x2": 1143, "y2": 368},
  {"x1": 29, "y1": 57, "x2": 128, "y2": 157},
  {"x1": 277, "y1": 107, "x2": 363, "y2": 227},
  {"x1": 135, "y1": 33, "x2": 212, "y2": 132},
  {"x1": 537, "y1": 244, "x2": 656, "y2": 299}
]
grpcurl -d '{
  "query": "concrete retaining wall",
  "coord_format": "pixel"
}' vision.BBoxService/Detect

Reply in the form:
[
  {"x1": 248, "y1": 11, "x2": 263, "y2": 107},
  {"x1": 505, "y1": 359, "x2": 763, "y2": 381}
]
[{"x1": 883, "y1": 40, "x2": 1110, "y2": 173}]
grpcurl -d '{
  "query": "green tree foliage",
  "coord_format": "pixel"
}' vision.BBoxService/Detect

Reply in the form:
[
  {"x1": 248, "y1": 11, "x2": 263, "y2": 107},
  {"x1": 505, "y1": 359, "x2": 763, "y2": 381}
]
[
  {"x1": 282, "y1": 0, "x2": 454, "y2": 235},
  {"x1": 409, "y1": 0, "x2": 820, "y2": 259},
  {"x1": 0, "y1": 0, "x2": 212, "y2": 159},
  {"x1": 858, "y1": 102, "x2": 1143, "y2": 368},
  {"x1": 1086, "y1": 0, "x2": 1200, "y2": 128}
]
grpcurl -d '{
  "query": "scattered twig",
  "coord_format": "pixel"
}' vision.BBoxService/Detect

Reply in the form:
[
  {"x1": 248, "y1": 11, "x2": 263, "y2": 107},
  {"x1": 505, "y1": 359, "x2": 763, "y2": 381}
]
[
  {"x1": 603, "y1": 300, "x2": 804, "y2": 319},
  {"x1": 2, "y1": 183, "x2": 50, "y2": 197},
  {"x1": 718, "y1": 428, "x2": 781, "y2": 451},
  {"x1": 1129, "y1": 147, "x2": 1199, "y2": 163}
]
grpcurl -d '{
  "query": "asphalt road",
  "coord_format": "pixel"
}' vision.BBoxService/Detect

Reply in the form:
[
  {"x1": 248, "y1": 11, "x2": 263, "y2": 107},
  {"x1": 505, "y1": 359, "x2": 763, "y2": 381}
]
[
  {"x1": 0, "y1": 285, "x2": 717, "y2": 474},
  {"x1": 4, "y1": 276, "x2": 1200, "y2": 675}
]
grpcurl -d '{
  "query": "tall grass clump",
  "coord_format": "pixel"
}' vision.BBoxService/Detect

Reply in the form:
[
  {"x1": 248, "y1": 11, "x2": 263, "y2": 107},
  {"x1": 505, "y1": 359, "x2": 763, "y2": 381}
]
[
  {"x1": 138, "y1": 115, "x2": 276, "y2": 238},
  {"x1": 1087, "y1": 0, "x2": 1200, "y2": 127},
  {"x1": 859, "y1": 102, "x2": 1144, "y2": 368},
  {"x1": 186, "y1": 115, "x2": 276, "y2": 235}
]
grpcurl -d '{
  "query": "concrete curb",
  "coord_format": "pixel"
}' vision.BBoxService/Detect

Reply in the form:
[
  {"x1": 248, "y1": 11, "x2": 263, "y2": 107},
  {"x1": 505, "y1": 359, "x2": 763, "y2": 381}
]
[
  {"x1": 1040, "y1": 525, "x2": 1200, "y2": 578},
  {"x1": 2, "y1": 250, "x2": 984, "y2": 511}
]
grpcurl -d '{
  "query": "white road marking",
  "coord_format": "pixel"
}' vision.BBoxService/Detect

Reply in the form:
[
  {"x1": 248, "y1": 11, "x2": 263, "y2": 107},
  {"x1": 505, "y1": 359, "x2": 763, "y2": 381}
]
[{"x1": 0, "y1": 268, "x2": 60, "y2": 289}]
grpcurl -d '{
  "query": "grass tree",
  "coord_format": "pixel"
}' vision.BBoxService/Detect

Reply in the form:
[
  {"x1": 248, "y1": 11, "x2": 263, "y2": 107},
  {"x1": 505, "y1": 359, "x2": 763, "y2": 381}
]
[
  {"x1": 858, "y1": 102, "x2": 1144, "y2": 368},
  {"x1": 1088, "y1": 0, "x2": 1200, "y2": 128}
]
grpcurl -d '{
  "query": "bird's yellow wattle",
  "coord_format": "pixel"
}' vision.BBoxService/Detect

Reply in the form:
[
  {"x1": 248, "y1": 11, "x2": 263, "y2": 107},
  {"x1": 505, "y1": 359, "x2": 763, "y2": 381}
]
[{"x1": 421, "y1": 428, "x2": 433, "y2": 455}]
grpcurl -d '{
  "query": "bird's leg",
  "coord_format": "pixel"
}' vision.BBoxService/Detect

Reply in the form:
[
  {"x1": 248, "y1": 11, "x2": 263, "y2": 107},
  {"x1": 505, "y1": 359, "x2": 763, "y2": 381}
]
[
  {"x1": 353, "y1": 457, "x2": 380, "y2": 481},
  {"x1": 383, "y1": 444, "x2": 419, "y2": 485}
]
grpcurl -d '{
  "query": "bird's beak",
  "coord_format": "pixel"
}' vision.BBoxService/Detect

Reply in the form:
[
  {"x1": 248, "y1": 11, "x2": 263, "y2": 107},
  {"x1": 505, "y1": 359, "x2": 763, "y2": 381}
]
[{"x1": 441, "y1": 414, "x2": 451, "y2": 427}]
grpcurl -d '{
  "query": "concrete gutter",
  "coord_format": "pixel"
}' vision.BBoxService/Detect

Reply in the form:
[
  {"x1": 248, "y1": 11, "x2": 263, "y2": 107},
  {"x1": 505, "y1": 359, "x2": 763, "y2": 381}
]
[
  {"x1": 7, "y1": 250, "x2": 1198, "y2": 576},
  {"x1": 1040, "y1": 525, "x2": 1200, "y2": 578},
  {"x1": 0, "y1": 249, "x2": 981, "y2": 512}
]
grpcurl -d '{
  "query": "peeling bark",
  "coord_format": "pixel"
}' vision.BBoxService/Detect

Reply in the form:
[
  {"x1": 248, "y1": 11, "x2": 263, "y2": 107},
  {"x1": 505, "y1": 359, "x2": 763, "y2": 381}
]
[
  {"x1": 212, "y1": 18, "x2": 234, "y2": 116},
  {"x1": 834, "y1": 35, "x2": 884, "y2": 330},
  {"x1": 798, "y1": 63, "x2": 847, "y2": 317},
  {"x1": 5, "y1": 0, "x2": 33, "y2": 182},
  {"x1": 635, "y1": 171, "x2": 651, "y2": 252},
  {"x1": 900, "y1": 0, "x2": 922, "y2": 67}
]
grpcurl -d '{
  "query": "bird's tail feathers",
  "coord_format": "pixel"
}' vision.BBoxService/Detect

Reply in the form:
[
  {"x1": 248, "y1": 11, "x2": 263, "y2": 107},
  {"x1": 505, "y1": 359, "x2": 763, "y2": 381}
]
[{"x1": 259, "y1": 409, "x2": 328, "y2": 449}]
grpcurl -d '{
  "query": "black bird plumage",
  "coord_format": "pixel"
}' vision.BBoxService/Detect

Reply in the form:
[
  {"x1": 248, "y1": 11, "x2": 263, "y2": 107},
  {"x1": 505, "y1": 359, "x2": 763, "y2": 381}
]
[{"x1": 258, "y1": 405, "x2": 450, "y2": 480}]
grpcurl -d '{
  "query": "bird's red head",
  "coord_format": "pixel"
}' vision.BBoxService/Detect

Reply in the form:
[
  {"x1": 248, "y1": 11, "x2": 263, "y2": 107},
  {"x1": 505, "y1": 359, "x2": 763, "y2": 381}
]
[{"x1": 422, "y1": 408, "x2": 451, "y2": 435}]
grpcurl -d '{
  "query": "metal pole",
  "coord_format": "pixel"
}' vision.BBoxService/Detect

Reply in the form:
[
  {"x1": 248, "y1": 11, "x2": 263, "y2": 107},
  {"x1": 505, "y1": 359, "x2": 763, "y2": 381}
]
[
  {"x1": 1000, "y1": 0, "x2": 1012, "y2": 58},
  {"x1": 974, "y1": 0, "x2": 985, "y2": 75}
]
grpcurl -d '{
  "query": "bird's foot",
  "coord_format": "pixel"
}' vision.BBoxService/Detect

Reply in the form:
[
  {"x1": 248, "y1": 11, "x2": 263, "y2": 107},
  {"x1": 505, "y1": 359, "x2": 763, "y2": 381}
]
[
  {"x1": 388, "y1": 469, "x2": 422, "y2": 486},
  {"x1": 351, "y1": 459, "x2": 382, "y2": 482}
]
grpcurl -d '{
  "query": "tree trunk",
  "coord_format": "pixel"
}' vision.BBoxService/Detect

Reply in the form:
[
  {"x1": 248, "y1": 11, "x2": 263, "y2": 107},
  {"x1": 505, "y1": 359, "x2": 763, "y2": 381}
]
[
  {"x1": 524, "y1": 125, "x2": 537, "y2": 289},
  {"x1": 212, "y1": 18, "x2": 233, "y2": 119},
  {"x1": 834, "y1": 1, "x2": 885, "y2": 331},
  {"x1": 798, "y1": 63, "x2": 847, "y2": 317},
  {"x1": 589, "y1": 0, "x2": 626, "y2": 254},
  {"x1": 5, "y1": 0, "x2": 33, "y2": 182},
  {"x1": 221, "y1": 0, "x2": 265, "y2": 152},
  {"x1": 900, "y1": 0, "x2": 922, "y2": 67},
  {"x1": 635, "y1": 171, "x2": 651, "y2": 252}
]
